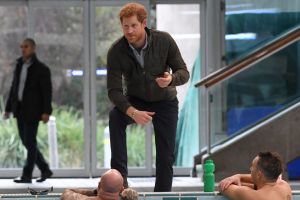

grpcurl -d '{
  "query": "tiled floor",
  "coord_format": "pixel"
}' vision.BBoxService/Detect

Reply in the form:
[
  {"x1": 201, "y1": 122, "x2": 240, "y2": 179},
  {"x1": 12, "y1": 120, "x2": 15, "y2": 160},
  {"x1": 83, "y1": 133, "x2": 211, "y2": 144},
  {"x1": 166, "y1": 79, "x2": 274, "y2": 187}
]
[{"x1": 0, "y1": 177, "x2": 203, "y2": 194}]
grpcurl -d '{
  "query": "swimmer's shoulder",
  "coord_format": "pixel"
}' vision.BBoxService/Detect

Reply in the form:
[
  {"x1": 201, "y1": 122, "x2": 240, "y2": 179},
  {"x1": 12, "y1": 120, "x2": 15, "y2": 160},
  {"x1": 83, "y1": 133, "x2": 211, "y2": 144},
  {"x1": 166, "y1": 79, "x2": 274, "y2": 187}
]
[
  {"x1": 277, "y1": 180, "x2": 292, "y2": 199},
  {"x1": 277, "y1": 179, "x2": 291, "y2": 190}
]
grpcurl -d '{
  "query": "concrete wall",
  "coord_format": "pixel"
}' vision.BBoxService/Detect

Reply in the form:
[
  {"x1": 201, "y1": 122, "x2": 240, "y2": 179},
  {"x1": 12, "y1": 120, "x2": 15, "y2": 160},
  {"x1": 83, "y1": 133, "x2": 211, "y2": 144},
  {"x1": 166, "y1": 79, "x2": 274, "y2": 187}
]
[{"x1": 195, "y1": 102, "x2": 300, "y2": 181}]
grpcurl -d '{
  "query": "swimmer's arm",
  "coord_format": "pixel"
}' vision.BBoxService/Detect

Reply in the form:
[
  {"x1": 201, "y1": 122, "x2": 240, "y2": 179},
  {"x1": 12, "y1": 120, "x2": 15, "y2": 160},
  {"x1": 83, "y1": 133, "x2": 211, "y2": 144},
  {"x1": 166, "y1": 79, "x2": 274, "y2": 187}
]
[
  {"x1": 239, "y1": 174, "x2": 253, "y2": 184},
  {"x1": 237, "y1": 174, "x2": 255, "y2": 188},
  {"x1": 219, "y1": 174, "x2": 253, "y2": 192},
  {"x1": 221, "y1": 184, "x2": 257, "y2": 200},
  {"x1": 241, "y1": 182, "x2": 254, "y2": 189},
  {"x1": 69, "y1": 189, "x2": 97, "y2": 196},
  {"x1": 61, "y1": 189, "x2": 97, "y2": 200},
  {"x1": 71, "y1": 188, "x2": 97, "y2": 196}
]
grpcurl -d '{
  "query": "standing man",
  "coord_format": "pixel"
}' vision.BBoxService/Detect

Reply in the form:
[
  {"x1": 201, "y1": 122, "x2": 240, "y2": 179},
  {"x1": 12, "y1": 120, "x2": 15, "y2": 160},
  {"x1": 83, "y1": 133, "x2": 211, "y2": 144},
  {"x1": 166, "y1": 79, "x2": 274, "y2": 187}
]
[
  {"x1": 4, "y1": 38, "x2": 53, "y2": 183},
  {"x1": 107, "y1": 3, "x2": 189, "y2": 192}
]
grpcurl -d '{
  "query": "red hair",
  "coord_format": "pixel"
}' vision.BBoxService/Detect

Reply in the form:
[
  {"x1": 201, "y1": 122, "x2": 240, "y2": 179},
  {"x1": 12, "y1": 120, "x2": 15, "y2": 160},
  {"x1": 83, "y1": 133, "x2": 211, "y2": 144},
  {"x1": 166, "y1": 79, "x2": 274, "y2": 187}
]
[{"x1": 119, "y1": 3, "x2": 147, "y2": 23}]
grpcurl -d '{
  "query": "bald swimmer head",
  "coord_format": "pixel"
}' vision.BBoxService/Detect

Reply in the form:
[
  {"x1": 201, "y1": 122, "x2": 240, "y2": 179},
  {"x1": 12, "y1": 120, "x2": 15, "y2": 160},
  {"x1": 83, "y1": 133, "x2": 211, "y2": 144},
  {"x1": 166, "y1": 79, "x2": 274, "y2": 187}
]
[{"x1": 98, "y1": 169, "x2": 124, "y2": 200}]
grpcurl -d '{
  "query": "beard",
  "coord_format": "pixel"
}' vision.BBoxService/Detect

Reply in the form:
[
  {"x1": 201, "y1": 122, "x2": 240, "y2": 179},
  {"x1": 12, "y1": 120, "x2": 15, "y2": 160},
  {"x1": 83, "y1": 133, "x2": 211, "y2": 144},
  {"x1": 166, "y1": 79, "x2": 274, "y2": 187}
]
[
  {"x1": 125, "y1": 35, "x2": 137, "y2": 43},
  {"x1": 125, "y1": 31, "x2": 144, "y2": 46}
]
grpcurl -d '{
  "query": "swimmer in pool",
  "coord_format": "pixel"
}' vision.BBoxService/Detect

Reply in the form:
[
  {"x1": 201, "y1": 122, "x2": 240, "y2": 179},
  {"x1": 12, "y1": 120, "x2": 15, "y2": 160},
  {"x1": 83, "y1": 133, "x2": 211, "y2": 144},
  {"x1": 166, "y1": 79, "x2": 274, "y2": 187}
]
[
  {"x1": 218, "y1": 151, "x2": 291, "y2": 200},
  {"x1": 62, "y1": 169, "x2": 124, "y2": 200}
]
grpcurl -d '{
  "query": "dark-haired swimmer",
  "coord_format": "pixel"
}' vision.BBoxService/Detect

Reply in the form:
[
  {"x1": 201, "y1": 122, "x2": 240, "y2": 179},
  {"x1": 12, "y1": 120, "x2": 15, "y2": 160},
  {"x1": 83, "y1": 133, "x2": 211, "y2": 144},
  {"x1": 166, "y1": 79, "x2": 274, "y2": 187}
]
[{"x1": 218, "y1": 152, "x2": 291, "y2": 200}]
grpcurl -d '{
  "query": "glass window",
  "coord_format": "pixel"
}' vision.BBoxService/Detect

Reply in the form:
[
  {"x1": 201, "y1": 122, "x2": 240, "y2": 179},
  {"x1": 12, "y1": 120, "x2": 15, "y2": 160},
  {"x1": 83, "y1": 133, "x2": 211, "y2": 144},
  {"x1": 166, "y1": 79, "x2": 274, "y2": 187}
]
[
  {"x1": 33, "y1": 6, "x2": 85, "y2": 168},
  {"x1": 223, "y1": 0, "x2": 300, "y2": 146},
  {"x1": 156, "y1": 4, "x2": 200, "y2": 109},
  {"x1": 0, "y1": 0, "x2": 198, "y2": 176},
  {"x1": 0, "y1": 5, "x2": 28, "y2": 168},
  {"x1": 209, "y1": 39, "x2": 300, "y2": 145},
  {"x1": 156, "y1": 4, "x2": 200, "y2": 167},
  {"x1": 225, "y1": 0, "x2": 300, "y2": 64}
]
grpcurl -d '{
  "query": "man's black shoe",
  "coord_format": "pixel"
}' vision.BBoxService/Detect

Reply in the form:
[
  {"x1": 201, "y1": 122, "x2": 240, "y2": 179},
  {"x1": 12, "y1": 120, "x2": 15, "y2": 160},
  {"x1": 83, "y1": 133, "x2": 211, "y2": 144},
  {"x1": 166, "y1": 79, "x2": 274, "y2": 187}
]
[
  {"x1": 13, "y1": 177, "x2": 32, "y2": 183},
  {"x1": 36, "y1": 170, "x2": 53, "y2": 182}
]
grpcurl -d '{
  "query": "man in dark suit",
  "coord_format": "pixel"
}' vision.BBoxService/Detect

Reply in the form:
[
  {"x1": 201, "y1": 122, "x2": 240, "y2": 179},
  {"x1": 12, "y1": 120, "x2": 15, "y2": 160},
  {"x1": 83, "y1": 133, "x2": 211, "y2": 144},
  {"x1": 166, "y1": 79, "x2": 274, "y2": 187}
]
[{"x1": 4, "y1": 38, "x2": 53, "y2": 183}]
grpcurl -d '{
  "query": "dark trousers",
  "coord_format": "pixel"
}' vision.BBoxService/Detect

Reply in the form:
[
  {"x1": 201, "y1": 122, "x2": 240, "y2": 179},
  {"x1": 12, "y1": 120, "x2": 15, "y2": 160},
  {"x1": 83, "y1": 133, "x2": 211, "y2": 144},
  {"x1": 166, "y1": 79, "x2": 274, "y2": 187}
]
[
  {"x1": 16, "y1": 114, "x2": 50, "y2": 178},
  {"x1": 109, "y1": 97, "x2": 178, "y2": 192}
]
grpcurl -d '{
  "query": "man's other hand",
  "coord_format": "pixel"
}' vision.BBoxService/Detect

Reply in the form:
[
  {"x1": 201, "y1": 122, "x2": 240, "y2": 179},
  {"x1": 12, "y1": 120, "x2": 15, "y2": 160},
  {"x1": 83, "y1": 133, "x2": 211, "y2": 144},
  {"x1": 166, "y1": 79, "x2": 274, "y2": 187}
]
[
  {"x1": 41, "y1": 113, "x2": 50, "y2": 123},
  {"x1": 3, "y1": 112, "x2": 10, "y2": 120},
  {"x1": 132, "y1": 110, "x2": 155, "y2": 125},
  {"x1": 155, "y1": 72, "x2": 172, "y2": 88}
]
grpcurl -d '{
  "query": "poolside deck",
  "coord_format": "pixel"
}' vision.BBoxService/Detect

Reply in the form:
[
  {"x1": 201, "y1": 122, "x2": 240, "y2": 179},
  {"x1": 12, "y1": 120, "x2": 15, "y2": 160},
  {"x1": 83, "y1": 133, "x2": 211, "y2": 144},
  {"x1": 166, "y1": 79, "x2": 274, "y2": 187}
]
[{"x1": 0, "y1": 177, "x2": 299, "y2": 194}]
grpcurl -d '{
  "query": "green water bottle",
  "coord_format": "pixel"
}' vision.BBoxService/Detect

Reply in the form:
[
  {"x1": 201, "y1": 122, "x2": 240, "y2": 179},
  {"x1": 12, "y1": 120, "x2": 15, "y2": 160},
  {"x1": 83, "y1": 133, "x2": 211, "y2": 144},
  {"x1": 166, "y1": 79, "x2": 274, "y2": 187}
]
[{"x1": 204, "y1": 159, "x2": 215, "y2": 192}]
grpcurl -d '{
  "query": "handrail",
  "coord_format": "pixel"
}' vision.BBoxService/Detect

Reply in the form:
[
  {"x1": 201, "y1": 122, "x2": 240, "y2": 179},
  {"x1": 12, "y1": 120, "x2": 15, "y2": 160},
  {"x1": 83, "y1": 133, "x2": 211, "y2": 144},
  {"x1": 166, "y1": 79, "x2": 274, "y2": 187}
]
[{"x1": 195, "y1": 25, "x2": 300, "y2": 88}]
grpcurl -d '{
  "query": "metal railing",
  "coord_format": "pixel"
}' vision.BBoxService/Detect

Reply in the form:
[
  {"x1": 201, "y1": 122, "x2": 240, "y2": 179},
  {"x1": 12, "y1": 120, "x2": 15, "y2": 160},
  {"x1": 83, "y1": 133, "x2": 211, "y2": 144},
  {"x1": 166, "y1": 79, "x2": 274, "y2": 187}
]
[
  {"x1": 195, "y1": 25, "x2": 300, "y2": 156},
  {"x1": 195, "y1": 25, "x2": 300, "y2": 89}
]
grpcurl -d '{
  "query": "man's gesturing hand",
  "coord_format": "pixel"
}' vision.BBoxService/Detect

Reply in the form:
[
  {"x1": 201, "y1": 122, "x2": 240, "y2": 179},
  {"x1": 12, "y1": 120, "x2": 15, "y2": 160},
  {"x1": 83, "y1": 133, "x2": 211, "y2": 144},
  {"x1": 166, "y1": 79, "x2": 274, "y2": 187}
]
[
  {"x1": 155, "y1": 72, "x2": 172, "y2": 88},
  {"x1": 3, "y1": 112, "x2": 10, "y2": 120}
]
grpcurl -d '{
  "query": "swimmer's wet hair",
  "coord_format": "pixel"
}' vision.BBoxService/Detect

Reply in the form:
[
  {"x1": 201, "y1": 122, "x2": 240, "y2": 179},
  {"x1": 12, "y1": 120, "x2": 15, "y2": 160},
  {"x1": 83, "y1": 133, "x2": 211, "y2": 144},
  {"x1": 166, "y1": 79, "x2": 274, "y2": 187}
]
[{"x1": 257, "y1": 151, "x2": 283, "y2": 181}]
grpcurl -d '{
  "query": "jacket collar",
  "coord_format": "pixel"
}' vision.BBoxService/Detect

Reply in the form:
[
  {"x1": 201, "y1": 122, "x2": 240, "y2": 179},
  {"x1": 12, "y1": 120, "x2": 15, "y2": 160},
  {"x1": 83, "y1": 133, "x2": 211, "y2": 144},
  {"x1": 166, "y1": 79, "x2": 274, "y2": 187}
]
[
  {"x1": 17, "y1": 53, "x2": 38, "y2": 65},
  {"x1": 145, "y1": 27, "x2": 152, "y2": 46}
]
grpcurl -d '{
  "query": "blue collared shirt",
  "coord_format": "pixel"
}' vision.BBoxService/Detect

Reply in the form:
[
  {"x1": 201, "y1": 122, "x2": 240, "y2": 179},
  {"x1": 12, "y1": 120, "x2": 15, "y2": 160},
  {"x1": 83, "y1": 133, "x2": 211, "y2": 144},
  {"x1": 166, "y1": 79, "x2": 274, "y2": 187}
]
[{"x1": 129, "y1": 34, "x2": 148, "y2": 67}]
